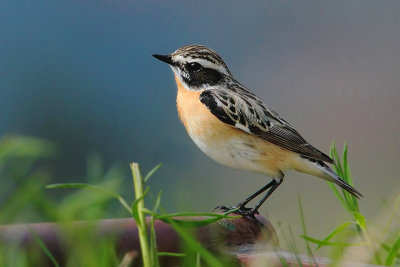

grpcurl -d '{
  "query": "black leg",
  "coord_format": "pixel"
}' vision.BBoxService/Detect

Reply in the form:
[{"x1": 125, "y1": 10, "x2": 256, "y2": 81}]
[
  {"x1": 237, "y1": 180, "x2": 276, "y2": 208},
  {"x1": 214, "y1": 174, "x2": 284, "y2": 217},
  {"x1": 249, "y1": 178, "x2": 283, "y2": 217}
]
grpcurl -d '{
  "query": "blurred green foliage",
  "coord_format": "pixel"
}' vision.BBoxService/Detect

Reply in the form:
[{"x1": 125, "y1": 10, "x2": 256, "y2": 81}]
[
  {"x1": 0, "y1": 135, "x2": 127, "y2": 266},
  {"x1": 1, "y1": 136, "x2": 399, "y2": 266},
  {"x1": 298, "y1": 143, "x2": 400, "y2": 266},
  {"x1": 0, "y1": 135, "x2": 238, "y2": 266},
  {"x1": 0, "y1": 135, "x2": 128, "y2": 224}
]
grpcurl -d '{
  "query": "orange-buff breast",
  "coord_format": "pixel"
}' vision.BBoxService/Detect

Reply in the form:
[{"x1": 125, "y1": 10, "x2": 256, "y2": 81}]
[
  {"x1": 175, "y1": 75, "x2": 236, "y2": 140},
  {"x1": 173, "y1": 74, "x2": 294, "y2": 177}
]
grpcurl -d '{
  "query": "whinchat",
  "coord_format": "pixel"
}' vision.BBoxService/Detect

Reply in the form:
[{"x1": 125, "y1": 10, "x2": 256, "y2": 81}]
[{"x1": 153, "y1": 45, "x2": 362, "y2": 217}]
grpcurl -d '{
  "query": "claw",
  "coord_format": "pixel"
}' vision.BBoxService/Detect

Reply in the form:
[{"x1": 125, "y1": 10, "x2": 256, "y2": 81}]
[
  {"x1": 213, "y1": 205, "x2": 259, "y2": 217},
  {"x1": 212, "y1": 205, "x2": 230, "y2": 212}
]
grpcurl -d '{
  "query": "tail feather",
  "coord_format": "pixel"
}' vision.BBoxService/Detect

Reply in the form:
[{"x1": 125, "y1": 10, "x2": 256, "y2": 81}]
[{"x1": 313, "y1": 161, "x2": 363, "y2": 199}]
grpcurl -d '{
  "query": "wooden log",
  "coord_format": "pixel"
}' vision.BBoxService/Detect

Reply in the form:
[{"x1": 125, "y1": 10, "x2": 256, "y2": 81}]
[
  {"x1": 0, "y1": 214, "x2": 383, "y2": 266},
  {"x1": 0, "y1": 213, "x2": 277, "y2": 266}
]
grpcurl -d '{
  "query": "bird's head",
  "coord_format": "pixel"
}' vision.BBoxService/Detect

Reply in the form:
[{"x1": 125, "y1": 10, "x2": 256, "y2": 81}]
[{"x1": 153, "y1": 44, "x2": 232, "y2": 91}]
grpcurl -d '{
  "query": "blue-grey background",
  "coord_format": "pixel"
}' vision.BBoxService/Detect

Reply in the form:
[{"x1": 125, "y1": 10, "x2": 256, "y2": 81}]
[{"x1": 1, "y1": 0, "x2": 400, "y2": 247}]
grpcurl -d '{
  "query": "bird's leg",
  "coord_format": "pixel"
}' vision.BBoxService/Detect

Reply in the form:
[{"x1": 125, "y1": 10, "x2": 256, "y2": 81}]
[
  {"x1": 215, "y1": 174, "x2": 284, "y2": 217},
  {"x1": 249, "y1": 178, "x2": 283, "y2": 217},
  {"x1": 236, "y1": 180, "x2": 276, "y2": 210},
  {"x1": 214, "y1": 179, "x2": 276, "y2": 216}
]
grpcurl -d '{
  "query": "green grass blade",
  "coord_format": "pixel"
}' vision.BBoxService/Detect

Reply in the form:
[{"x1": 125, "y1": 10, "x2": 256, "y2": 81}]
[
  {"x1": 274, "y1": 249, "x2": 290, "y2": 267},
  {"x1": 154, "y1": 212, "x2": 237, "y2": 227},
  {"x1": 300, "y1": 235, "x2": 366, "y2": 247},
  {"x1": 385, "y1": 235, "x2": 400, "y2": 266},
  {"x1": 131, "y1": 187, "x2": 150, "y2": 226},
  {"x1": 342, "y1": 143, "x2": 350, "y2": 182},
  {"x1": 342, "y1": 143, "x2": 359, "y2": 212},
  {"x1": 337, "y1": 145, "x2": 354, "y2": 211},
  {"x1": 165, "y1": 219, "x2": 224, "y2": 267},
  {"x1": 330, "y1": 143, "x2": 353, "y2": 211},
  {"x1": 150, "y1": 217, "x2": 160, "y2": 267},
  {"x1": 327, "y1": 182, "x2": 348, "y2": 210},
  {"x1": 341, "y1": 144, "x2": 354, "y2": 209},
  {"x1": 330, "y1": 142, "x2": 344, "y2": 177},
  {"x1": 381, "y1": 243, "x2": 400, "y2": 260},
  {"x1": 298, "y1": 195, "x2": 314, "y2": 259},
  {"x1": 314, "y1": 221, "x2": 355, "y2": 250},
  {"x1": 288, "y1": 226, "x2": 304, "y2": 267},
  {"x1": 155, "y1": 212, "x2": 235, "y2": 218},
  {"x1": 158, "y1": 217, "x2": 229, "y2": 227},
  {"x1": 130, "y1": 162, "x2": 151, "y2": 267},
  {"x1": 157, "y1": 252, "x2": 186, "y2": 257},
  {"x1": 329, "y1": 143, "x2": 360, "y2": 213},
  {"x1": 144, "y1": 164, "x2": 162, "y2": 182},
  {"x1": 353, "y1": 211, "x2": 366, "y2": 230},
  {"x1": 28, "y1": 227, "x2": 60, "y2": 267},
  {"x1": 152, "y1": 191, "x2": 162, "y2": 213},
  {"x1": 196, "y1": 253, "x2": 201, "y2": 267},
  {"x1": 149, "y1": 192, "x2": 162, "y2": 267}
]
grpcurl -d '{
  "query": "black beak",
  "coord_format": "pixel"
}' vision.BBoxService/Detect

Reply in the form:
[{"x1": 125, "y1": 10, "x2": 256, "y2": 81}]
[{"x1": 152, "y1": 54, "x2": 175, "y2": 66}]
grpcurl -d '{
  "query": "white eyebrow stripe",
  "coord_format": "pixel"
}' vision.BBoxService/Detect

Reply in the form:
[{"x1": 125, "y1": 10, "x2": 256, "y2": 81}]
[{"x1": 172, "y1": 55, "x2": 231, "y2": 76}]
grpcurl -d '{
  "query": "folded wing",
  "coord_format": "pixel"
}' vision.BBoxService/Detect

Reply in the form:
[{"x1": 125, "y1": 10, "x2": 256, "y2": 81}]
[{"x1": 199, "y1": 89, "x2": 333, "y2": 163}]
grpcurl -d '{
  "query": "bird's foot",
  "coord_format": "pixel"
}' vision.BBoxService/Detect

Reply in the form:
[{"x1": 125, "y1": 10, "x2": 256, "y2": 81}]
[{"x1": 213, "y1": 205, "x2": 259, "y2": 217}]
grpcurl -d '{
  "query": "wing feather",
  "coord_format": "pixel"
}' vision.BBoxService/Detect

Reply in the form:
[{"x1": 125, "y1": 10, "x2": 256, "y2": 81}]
[{"x1": 199, "y1": 89, "x2": 333, "y2": 163}]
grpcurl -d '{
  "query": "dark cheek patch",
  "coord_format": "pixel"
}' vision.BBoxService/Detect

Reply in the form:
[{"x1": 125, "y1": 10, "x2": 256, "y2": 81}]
[{"x1": 183, "y1": 68, "x2": 222, "y2": 88}]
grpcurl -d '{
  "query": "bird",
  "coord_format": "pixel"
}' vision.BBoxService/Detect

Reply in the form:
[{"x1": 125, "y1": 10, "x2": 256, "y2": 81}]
[{"x1": 153, "y1": 44, "x2": 362, "y2": 217}]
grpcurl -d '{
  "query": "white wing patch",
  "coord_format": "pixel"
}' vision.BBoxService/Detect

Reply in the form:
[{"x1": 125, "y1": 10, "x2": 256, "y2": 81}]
[{"x1": 235, "y1": 123, "x2": 251, "y2": 133}]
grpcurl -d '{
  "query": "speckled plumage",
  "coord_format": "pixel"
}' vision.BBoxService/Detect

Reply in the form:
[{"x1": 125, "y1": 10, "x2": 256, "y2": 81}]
[{"x1": 153, "y1": 45, "x2": 362, "y2": 216}]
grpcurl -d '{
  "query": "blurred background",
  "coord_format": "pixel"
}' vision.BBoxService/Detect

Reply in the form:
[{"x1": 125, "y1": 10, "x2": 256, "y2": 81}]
[{"x1": 1, "y1": 0, "x2": 399, "y2": 252}]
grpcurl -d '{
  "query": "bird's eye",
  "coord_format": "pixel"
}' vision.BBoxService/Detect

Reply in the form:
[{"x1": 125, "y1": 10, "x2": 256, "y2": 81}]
[{"x1": 187, "y1": 62, "x2": 203, "y2": 72}]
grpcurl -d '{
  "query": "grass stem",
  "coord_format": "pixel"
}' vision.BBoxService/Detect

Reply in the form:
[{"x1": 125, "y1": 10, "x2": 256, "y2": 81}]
[{"x1": 130, "y1": 163, "x2": 151, "y2": 267}]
